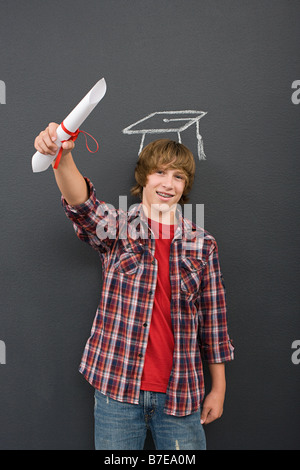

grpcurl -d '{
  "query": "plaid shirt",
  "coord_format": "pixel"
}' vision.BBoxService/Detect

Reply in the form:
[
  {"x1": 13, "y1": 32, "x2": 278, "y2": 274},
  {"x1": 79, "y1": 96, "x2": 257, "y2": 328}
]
[{"x1": 62, "y1": 178, "x2": 234, "y2": 417}]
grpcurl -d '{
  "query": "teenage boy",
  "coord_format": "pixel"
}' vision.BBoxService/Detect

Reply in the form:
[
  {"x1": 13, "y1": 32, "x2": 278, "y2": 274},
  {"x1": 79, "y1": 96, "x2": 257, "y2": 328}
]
[{"x1": 34, "y1": 123, "x2": 234, "y2": 450}]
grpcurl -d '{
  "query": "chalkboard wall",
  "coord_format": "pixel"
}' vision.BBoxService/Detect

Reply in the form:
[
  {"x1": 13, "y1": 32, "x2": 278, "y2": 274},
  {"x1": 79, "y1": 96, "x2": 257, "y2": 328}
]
[{"x1": 0, "y1": 0, "x2": 299, "y2": 450}]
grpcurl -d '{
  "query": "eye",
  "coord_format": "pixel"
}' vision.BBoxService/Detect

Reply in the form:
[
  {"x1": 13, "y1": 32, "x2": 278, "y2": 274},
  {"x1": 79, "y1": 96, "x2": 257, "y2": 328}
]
[{"x1": 175, "y1": 174, "x2": 184, "y2": 180}]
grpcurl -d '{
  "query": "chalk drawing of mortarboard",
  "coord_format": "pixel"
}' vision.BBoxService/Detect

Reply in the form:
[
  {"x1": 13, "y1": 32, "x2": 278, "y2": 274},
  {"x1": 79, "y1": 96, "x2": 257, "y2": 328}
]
[{"x1": 122, "y1": 110, "x2": 207, "y2": 160}]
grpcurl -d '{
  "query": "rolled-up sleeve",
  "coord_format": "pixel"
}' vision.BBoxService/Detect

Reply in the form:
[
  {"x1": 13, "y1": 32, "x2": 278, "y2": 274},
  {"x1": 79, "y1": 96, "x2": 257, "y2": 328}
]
[
  {"x1": 198, "y1": 239, "x2": 234, "y2": 363},
  {"x1": 61, "y1": 177, "x2": 118, "y2": 253}
]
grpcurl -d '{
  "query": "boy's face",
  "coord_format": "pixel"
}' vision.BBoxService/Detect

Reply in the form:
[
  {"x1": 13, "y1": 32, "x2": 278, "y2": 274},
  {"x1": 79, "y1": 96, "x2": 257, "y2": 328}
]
[{"x1": 142, "y1": 166, "x2": 186, "y2": 223}]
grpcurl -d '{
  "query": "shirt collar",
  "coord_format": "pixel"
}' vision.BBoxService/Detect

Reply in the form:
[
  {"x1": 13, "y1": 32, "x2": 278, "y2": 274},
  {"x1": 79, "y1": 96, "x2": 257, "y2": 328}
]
[{"x1": 127, "y1": 202, "x2": 203, "y2": 242}]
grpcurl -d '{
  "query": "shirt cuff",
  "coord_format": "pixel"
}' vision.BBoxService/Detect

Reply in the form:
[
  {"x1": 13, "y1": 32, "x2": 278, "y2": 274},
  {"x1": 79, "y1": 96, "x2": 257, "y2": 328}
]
[{"x1": 201, "y1": 338, "x2": 235, "y2": 363}]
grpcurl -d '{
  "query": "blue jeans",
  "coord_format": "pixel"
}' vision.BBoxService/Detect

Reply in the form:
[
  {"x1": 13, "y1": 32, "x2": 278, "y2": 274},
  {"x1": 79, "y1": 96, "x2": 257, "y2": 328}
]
[{"x1": 94, "y1": 389, "x2": 206, "y2": 450}]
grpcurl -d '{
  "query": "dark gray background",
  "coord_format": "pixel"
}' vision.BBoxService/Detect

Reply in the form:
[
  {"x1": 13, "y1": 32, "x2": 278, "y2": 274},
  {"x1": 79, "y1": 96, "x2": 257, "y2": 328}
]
[{"x1": 0, "y1": 0, "x2": 299, "y2": 450}]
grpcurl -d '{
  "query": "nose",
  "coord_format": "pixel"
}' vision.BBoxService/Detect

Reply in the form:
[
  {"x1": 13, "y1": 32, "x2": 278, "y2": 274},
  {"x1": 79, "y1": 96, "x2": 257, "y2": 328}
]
[{"x1": 162, "y1": 173, "x2": 174, "y2": 189}]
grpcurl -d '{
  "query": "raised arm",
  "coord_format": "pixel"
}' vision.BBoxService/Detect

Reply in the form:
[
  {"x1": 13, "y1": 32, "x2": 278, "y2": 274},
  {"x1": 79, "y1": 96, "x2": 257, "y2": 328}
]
[{"x1": 34, "y1": 122, "x2": 89, "y2": 205}]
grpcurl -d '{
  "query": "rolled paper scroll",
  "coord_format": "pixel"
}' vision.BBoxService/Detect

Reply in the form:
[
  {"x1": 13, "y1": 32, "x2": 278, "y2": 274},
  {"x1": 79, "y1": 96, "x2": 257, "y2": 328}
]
[{"x1": 31, "y1": 78, "x2": 107, "y2": 173}]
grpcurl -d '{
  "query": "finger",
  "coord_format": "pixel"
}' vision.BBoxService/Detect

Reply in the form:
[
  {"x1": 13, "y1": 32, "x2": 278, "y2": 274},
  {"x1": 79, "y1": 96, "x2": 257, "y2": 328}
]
[
  {"x1": 38, "y1": 133, "x2": 57, "y2": 155},
  {"x1": 35, "y1": 135, "x2": 53, "y2": 155},
  {"x1": 48, "y1": 122, "x2": 59, "y2": 142},
  {"x1": 35, "y1": 128, "x2": 56, "y2": 155},
  {"x1": 41, "y1": 130, "x2": 58, "y2": 154},
  {"x1": 34, "y1": 141, "x2": 45, "y2": 155},
  {"x1": 203, "y1": 412, "x2": 215, "y2": 425}
]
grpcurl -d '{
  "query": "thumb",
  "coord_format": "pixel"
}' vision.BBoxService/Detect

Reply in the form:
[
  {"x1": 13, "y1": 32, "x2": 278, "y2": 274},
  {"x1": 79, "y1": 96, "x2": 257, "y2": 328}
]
[
  {"x1": 201, "y1": 405, "x2": 210, "y2": 424},
  {"x1": 62, "y1": 140, "x2": 75, "y2": 151}
]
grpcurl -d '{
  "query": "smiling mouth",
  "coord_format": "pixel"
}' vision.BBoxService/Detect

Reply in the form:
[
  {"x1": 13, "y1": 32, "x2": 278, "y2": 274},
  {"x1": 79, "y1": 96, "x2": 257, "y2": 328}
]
[{"x1": 156, "y1": 191, "x2": 174, "y2": 199}]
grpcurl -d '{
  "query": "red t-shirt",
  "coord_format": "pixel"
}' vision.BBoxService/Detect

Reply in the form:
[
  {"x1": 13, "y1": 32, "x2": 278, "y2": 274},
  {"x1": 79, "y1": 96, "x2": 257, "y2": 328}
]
[{"x1": 140, "y1": 219, "x2": 176, "y2": 393}]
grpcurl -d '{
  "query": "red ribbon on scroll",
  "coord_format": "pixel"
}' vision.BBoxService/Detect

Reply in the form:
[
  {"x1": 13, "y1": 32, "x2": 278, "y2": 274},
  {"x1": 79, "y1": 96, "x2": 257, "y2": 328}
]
[{"x1": 53, "y1": 121, "x2": 99, "y2": 169}]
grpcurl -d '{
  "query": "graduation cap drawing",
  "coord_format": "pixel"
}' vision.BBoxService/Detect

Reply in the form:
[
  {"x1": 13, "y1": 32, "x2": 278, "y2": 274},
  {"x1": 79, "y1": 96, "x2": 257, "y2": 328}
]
[{"x1": 122, "y1": 110, "x2": 207, "y2": 160}]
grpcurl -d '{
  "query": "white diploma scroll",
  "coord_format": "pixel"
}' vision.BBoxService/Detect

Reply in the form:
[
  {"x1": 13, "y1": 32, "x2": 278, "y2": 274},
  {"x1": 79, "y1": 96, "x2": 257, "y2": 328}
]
[{"x1": 31, "y1": 78, "x2": 107, "y2": 173}]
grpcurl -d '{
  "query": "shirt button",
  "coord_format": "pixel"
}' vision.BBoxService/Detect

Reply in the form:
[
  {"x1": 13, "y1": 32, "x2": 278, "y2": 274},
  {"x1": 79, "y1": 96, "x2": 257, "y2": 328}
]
[
  {"x1": 138, "y1": 353, "x2": 143, "y2": 358},
  {"x1": 151, "y1": 260, "x2": 155, "y2": 265},
  {"x1": 143, "y1": 322, "x2": 148, "y2": 327},
  {"x1": 148, "y1": 290, "x2": 153, "y2": 295}
]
